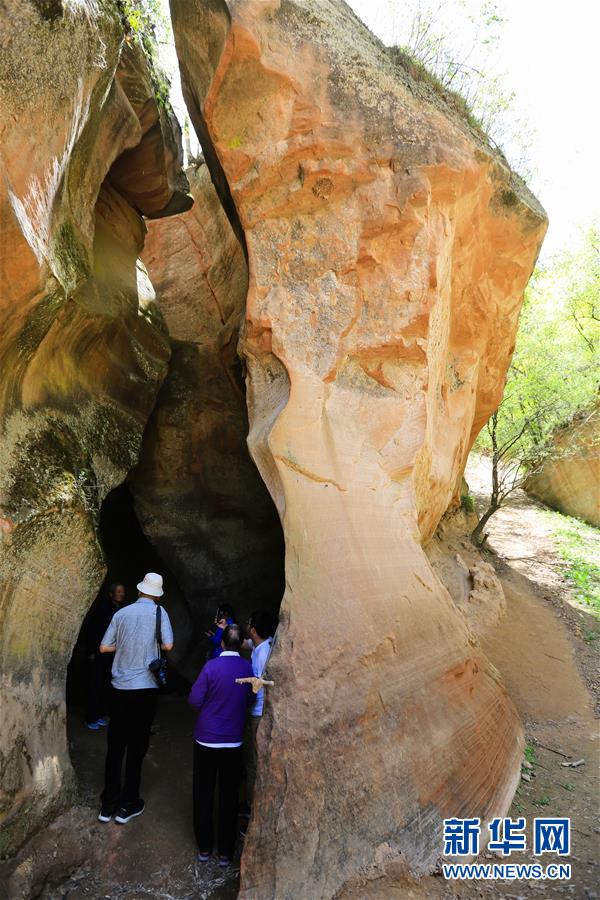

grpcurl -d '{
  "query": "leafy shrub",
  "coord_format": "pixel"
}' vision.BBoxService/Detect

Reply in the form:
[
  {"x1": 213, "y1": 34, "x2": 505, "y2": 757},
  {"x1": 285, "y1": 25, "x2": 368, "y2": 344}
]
[
  {"x1": 543, "y1": 509, "x2": 600, "y2": 614},
  {"x1": 461, "y1": 493, "x2": 475, "y2": 513}
]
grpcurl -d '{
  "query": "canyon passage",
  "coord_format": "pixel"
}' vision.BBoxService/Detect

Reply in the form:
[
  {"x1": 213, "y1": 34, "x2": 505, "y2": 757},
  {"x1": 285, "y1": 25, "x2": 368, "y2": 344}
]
[{"x1": 0, "y1": 1, "x2": 548, "y2": 899}]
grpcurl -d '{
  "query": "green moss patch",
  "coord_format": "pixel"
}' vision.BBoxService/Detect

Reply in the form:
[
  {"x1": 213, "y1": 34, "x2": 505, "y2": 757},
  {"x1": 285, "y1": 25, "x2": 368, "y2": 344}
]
[{"x1": 51, "y1": 221, "x2": 91, "y2": 294}]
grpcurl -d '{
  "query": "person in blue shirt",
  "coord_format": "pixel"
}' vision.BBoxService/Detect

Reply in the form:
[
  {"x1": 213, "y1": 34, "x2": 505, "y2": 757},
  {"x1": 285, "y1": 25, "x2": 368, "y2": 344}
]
[
  {"x1": 98, "y1": 572, "x2": 173, "y2": 825},
  {"x1": 206, "y1": 604, "x2": 235, "y2": 659},
  {"x1": 243, "y1": 610, "x2": 277, "y2": 813}
]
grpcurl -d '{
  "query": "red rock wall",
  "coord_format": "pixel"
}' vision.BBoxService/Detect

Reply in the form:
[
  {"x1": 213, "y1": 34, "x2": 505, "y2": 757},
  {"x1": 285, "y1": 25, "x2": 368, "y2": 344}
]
[
  {"x1": 0, "y1": 1, "x2": 188, "y2": 855},
  {"x1": 170, "y1": 0, "x2": 547, "y2": 896}
]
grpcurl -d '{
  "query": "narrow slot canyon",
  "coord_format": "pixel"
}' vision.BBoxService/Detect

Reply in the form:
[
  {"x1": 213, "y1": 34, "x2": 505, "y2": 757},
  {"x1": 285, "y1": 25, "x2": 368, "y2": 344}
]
[{"x1": 62, "y1": 154, "x2": 287, "y2": 893}]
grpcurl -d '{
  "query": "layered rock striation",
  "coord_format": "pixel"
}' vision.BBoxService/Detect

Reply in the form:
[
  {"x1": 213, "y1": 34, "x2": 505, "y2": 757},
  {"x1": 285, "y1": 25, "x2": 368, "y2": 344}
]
[
  {"x1": 131, "y1": 162, "x2": 284, "y2": 679},
  {"x1": 0, "y1": 1, "x2": 188, "y2": 855},
  {"x1": 170, "y1": 0, "x2": 548, "y2": 896},
  {"x1": 525, "y1": 407, "x2": 600, "y2": 526}
]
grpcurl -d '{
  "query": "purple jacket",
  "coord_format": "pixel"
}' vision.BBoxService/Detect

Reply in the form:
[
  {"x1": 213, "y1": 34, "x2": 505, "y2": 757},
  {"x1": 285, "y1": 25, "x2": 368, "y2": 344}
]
[{"x1": 189, "y1": 652, "x2": 254, "y2": 744}]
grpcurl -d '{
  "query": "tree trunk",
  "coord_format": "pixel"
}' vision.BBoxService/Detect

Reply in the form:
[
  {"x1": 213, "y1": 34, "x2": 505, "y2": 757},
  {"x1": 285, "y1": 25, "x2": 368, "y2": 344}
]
[{"x1": 472, "y1": 503, "x2": 500, "y2": 546}]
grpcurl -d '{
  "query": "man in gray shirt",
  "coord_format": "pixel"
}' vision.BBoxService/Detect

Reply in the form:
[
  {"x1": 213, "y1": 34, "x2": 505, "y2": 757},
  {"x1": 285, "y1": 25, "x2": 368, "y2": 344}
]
[{"x1": 98, "y1": 572, "x2": 174, "y2": 824}]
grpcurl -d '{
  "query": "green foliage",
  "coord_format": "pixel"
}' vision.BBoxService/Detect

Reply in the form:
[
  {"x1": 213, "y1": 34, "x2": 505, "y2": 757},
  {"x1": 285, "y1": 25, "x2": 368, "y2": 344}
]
[
  {"x1": 532, "y1": 795, "x2": 552, "y2": 808},
  {"x1": 474, "y1": 226, "x2": 599, "y2": 502},
  {"x1": 121, "y1": 0, "x2": 169, "y2": 41},
  {"x1": 386, "y1": 46, "x2": 483, "y2": 133},
  {"x1": 559, "y1": 226, "x2": 600, "y2": 355},
  {"x1": 119, "y1": 0, "x2": 172, "y2": 108},
  {"x1": 542, "y1": 509, "x2": 600, "y2": 615},
  {"x1": 461, "y1": 493, "x2": 475, "y2": 512},
  {"x1": 524, "y1": 744, "x2": 536, "y2": 765},
  {"x1": 582, "y1": 626, "x2": 600, "y2": 642}
]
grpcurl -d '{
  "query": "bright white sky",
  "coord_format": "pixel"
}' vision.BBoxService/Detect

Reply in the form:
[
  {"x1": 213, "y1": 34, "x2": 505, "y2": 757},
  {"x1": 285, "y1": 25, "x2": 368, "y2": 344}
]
[{"x1": 161, "y1": 0, "x2": 599, "y2": 261}]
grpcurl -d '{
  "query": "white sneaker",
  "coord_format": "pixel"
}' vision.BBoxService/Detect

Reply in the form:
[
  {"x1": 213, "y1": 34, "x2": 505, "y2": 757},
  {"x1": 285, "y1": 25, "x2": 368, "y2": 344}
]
[{"x1": 115, "y1": 799, "x2": 145, "y2": 824}]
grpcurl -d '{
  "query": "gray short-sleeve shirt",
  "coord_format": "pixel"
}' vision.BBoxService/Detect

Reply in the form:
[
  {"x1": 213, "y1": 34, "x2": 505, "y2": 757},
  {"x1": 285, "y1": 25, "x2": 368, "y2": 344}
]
[{"x1": 101, "y1": 598, "x2": 174, "y2": 690}]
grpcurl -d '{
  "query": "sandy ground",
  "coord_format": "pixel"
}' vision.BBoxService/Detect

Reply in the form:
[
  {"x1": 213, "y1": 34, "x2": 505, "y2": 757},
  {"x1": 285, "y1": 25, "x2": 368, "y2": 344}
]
[
  {"x1": 41, "y1": 458, "x2": 599, "y2": 899},
  {"x1": 466, "y1": 456, "x2": 600, "y2": 712}
]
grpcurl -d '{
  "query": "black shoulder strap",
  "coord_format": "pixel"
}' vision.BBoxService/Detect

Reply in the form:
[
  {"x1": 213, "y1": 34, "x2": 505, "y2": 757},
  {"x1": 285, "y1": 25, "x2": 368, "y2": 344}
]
[{"x1": 155, "y1": 605, "x2": 163, "y2": 654}]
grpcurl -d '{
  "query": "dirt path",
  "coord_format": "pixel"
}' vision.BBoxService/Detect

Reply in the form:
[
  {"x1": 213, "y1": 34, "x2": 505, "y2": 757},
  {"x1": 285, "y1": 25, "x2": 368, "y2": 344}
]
[
  {"x1": 466, "y1": 456, "x2": 600, "y2": 710},
  {"x1": 43, "y1": 699, "x2": 239, "y2": 900}
]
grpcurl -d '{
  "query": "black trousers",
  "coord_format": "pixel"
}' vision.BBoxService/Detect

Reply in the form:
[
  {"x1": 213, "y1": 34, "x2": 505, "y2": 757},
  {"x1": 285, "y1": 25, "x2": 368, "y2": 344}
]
[
  {"x1": 101, "y1": 687, "x2": 158, "y2": 807},
  {"x1": 85, "y1": 653, "x2": 112, "y2": 724},
  {"x1": 193, "y1": 743, "x2": 242, "y2": 858}
]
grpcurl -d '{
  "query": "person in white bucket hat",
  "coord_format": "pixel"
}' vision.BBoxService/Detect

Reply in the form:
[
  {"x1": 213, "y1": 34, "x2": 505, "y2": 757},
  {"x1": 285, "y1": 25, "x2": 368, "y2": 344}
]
[
  {"x1": 97, "y1": 572, "x2": 174, "y2": 824},
  {"x1": 136, "y1": 572, "x2": 164, "y2": 597}
]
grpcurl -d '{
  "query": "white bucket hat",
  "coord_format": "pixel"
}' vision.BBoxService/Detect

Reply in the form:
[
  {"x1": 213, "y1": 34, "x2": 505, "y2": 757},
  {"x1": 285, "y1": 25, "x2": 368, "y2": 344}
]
[{"x1": 137, "y1": 572, "x2": 164, "y2": 598}]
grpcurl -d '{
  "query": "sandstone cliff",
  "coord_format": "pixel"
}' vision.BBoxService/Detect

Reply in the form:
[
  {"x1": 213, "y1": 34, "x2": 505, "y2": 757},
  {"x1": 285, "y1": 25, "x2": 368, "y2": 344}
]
[
  {"x1": 131, "y1": 162, "x2": 284, "y2": 679},
  {"x1": 525, "y1": 407, "x2": 600, "y2": 526},
  {"x1": 169, "y1": 0, "x2": 548, "y2": 895},
  {"x1": 0, "y1": 1, "x2": 188, "y2": 855}
]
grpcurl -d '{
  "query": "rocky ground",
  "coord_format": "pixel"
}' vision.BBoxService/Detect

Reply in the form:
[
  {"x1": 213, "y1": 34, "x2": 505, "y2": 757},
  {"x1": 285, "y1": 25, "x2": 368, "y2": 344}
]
[{"x1": 7, "y1": 458, "x2": 598, "y2": 900}]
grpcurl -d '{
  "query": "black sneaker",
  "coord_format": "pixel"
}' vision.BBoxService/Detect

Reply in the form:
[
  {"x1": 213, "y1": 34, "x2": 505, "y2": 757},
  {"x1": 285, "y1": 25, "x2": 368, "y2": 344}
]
[
  {"x1": 115, "y1": 799, "x2": 145, "y2": 824},
  {"x1": 98, "y1": 804, "x2": 117, "y2": 823},
  {"x1": 238, "y1": 802, "x2": 251, "y2": 819}
]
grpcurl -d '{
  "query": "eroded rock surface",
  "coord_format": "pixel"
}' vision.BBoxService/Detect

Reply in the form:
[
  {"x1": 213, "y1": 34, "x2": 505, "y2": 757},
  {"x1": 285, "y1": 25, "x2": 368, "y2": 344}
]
[
  {"x1": 525, "y1": 407, "x2": 600, "y2": 526},
  {"x1": 131, "y1": 163, "x2": 284, "y2": 679},
  {"x1": 0, "y1": 2, "x2": 187, "y2": 855},
  {"x1": 170, "y1": 0, "x2": 547, "y2": 895},
  {"x1": 427, "y1": 508, "x2": 507, "y2": 636}
]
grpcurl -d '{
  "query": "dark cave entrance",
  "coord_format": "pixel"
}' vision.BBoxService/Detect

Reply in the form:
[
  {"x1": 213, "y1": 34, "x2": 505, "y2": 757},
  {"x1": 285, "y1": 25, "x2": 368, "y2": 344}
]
[
  {"x1": 65, "y1": 442, "x2": 285, "y2": 766},
  {"x1": 66, "y1": 482, "x2": 188, "y2": 713},
  {"x1": 64, "y1": 464, "x2": 284, "y2": 882},
  {"x1": 93, "y1": 481, "x2": 174, "y2": 605}
]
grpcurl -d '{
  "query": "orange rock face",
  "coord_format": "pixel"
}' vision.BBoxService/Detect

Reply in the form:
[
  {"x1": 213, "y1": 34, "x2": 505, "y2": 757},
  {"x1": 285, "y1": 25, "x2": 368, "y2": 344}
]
[
  {"x1": 131, "y1": 163, "x2": 283, "y2": 679},
  {"x1": 525, "y1": 407, "x2": 600, "y2": 526},
  {"x1": 0, "y1": 2, "x2": 187, "y2": 855},
  {"x1": 170, "y1": 0, "x2": 547, "y2": 895}
]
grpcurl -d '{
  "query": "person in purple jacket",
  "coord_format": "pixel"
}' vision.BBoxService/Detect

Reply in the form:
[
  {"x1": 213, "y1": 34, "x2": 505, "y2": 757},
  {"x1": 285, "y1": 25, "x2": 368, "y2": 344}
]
[{"x1": 189, "y1": 623, "x2": 254, "y2": 866}]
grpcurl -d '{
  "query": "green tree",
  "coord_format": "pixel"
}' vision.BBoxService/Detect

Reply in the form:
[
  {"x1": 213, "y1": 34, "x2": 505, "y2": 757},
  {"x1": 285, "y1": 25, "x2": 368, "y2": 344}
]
[
  {"x1": 384, "y1": 0, "x2": 535, "y2": 178},
  {"x1": 472, "y1": 226, "x2": 599, "y2": 545}
]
